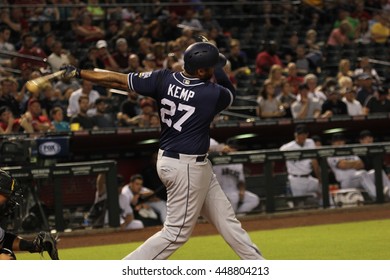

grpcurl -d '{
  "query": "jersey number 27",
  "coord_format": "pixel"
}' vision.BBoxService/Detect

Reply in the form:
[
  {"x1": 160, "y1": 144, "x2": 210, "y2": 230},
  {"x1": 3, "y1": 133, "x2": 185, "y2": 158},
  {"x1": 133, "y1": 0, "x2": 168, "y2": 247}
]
[{"x1": 160, "y1": 98, "x2": 195, "y2": 132}]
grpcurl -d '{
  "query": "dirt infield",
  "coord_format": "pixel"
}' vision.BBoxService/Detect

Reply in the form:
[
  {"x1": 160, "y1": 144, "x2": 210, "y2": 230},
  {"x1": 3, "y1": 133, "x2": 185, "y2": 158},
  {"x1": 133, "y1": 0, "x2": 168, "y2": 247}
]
[{"x1": 54, "y1": 203, "x2": 390, "y2": 250}]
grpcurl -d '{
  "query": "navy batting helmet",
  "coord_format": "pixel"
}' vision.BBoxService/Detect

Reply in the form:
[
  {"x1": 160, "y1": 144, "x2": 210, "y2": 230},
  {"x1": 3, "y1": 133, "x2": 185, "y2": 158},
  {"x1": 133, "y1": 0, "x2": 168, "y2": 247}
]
[{"x1": 183, "y1": 42, "x2": 220, "y2": 74}]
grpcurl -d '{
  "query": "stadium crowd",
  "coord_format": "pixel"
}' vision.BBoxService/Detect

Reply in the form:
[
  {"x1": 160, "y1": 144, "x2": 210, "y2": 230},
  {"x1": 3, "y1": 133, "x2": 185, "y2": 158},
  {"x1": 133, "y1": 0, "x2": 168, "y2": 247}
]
[{"x1": 0, "y1": 0, "x2": 389, "y2": 134}]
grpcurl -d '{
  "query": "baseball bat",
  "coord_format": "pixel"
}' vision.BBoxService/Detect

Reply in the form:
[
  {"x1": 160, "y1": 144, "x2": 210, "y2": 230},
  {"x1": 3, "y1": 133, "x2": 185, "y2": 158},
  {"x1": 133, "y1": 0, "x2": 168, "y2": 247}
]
[{"x1": 25, "y1": 70, "x2": 65, "y2": 94}]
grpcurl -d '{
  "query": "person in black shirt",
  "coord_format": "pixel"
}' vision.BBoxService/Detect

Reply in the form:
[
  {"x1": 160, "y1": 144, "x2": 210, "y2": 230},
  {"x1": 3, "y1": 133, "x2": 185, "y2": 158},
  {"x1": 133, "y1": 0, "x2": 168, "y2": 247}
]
[{"x1": 70, "y1": 95, "x2": 96, "y2": 130}]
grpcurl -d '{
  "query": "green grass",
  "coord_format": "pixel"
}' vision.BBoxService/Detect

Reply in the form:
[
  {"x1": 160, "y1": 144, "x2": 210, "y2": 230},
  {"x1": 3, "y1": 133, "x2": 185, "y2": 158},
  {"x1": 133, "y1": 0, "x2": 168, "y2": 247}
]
[{"x1": 16, "y1": 219, "x2": 390, "y2": 260}]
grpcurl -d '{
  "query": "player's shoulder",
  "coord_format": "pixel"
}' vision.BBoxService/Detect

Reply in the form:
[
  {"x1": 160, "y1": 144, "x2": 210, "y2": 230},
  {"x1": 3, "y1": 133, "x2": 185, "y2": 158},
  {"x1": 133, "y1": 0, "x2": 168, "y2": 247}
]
[{"x1": 280, "y1": 140, "x2": 296, "y2": 150}]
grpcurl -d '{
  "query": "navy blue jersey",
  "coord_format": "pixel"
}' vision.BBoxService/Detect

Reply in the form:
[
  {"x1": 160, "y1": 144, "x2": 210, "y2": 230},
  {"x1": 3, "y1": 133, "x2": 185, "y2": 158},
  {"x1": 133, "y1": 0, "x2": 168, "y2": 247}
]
[{"x1": 128, "y1": 69, "x2": 234, "y2": 154}]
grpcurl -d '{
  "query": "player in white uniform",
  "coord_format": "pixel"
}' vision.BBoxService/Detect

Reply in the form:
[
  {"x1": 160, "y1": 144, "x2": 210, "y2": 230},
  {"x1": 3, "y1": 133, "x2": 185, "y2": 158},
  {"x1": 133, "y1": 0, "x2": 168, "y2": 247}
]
[
  {"x1": 213, "y1": 163, "x2": 260, "y2": 214},
  {"x1": 210, "y1": 139, "x2": 260, "y2": 214},
  {"x1": 280, "y1": 124, "x2": 321, "y2": 203},
  {"x1": 327, "y1": 133, "x2": 385, "y2": 201}
]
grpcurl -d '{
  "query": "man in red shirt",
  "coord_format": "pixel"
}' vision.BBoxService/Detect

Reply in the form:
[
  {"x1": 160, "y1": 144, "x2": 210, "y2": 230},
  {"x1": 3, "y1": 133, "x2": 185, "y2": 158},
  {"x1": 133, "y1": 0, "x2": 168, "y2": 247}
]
[
  {"x1": 15, "y1": 33, "x2": 47, "y2": 70},
  {"x1": 24, "y1": 98, "x2": 53, "y2": 133},
  {"x1": 255, "y1": 41, "x2": 283, "y2": 78}
]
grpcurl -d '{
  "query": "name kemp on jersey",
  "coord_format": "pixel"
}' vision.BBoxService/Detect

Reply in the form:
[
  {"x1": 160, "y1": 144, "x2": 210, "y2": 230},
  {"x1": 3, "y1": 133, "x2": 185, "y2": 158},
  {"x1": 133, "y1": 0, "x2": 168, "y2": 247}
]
[{"x1": 167, "y1": 83, "x2": 195, "y2": 102}]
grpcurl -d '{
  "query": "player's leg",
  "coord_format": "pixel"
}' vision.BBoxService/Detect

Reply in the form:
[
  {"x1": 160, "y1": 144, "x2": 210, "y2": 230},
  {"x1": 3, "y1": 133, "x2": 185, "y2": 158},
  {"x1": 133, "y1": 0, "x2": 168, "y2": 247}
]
[
  {"x1": 124, "y1": 219, "x2": 144, "y2": 230},
  {"x1": 123, "y1": 155, "x2": 211, "y2": 260},
  {"x1": 200, "y1": 172, "x2": 264, "y2": 260},
  {"x1": 237, "y1": 191, "x2": 260, "y2": 213},
  {"x1": 356, "y1": 170, "x2": 377, "y2": 199},
  {"x1": 147, "y1": 200, "x2": 167, "y2": 224}
]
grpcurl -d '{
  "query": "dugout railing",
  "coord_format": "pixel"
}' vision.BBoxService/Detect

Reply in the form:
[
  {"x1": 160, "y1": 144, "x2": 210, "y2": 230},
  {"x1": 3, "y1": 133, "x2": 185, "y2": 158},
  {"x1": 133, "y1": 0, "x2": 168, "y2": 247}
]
[
  {"x1": 2, "y1": 160, "x2": 120, "y2": 232},
  {"x1": 209, "y1": 142, "x2": 390, "y2": 213}
]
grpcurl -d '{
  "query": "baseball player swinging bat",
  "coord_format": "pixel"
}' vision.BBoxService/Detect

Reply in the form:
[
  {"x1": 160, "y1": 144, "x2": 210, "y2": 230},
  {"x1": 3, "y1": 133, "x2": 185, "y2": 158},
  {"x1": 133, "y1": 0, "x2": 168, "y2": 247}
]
[{"x1": 25, "y1": 70, "x2": 65, "y2": 94}]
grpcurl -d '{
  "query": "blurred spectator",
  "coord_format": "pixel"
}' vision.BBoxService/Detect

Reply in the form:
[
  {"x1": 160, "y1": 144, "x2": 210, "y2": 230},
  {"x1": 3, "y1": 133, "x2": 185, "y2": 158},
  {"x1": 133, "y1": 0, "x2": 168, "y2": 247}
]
[
  {"x1": 266, "y1": 64, "x2": 286, "y2": 96},
  {"x1": 162, "y1": 12, "x2": 182, "y2": 41},
  {"x1": 304, "y1": 74, "x2": 327, "y2": 105},
  {"x1": 142, "y1": 53, "x2": 157, "y2": 72},
  {"x1": 333, "y1": 6, "x2": 360, "y2": 40},
  {"x1": 149, "y1": 112, "x2": 160, "y2": 128},
  {"x1": 67, "y1": 79, "x2": 100, "y2": 117},
  {"x1": 295, "y1": 45, "x2": 310, "y2": 76},
  {"x1": 92, "y1": 97, "x2": 116, "y2": 129},
  {"x1": 112, "y1": 38, "x2": 131, "y2": 73},
  {"x1": 0, "y1": 6, "x2": 27, "y2": 44},
  {"x1": 152, "y1": 42, "x2": 167, "y2": 69},
  {"x1": 369, "y1": 11, "x2": 390, "y2": 44},
  {"x1": 73, "y1": 11, "x2": 105, "y2": 46},
  {"x1": 39, "y1": 83, "x2": 62, "y2": 117},
  {"x1": 50, "y1": 106, "x2": 70, "y2": 132},
  {"x1": 78, "y1": 46, "x2": 105, "y2": 70},
  {"x1": 0, "y1": 25, "x2": 15, "y2": 67},
  {"x1": 336, "y1": 58, "x2": 354, "y2": 81},
  {"x1": 226, "y1": 39, "x2": 250, "y2": 77},
  {"x1": 117, "y1": 91, "x2": 140, "y2": 127},
  {"x1": 54, "y1": 75, "x2": 81, "y2": 97},
  {"x1": 47, "y1": 41, "x2": 71, "y2": 73},
  {"x1": 127, "y1": 53, "x2": 145, "y2": 72},
  {"x1": 285, "y1": 62, "x2": 304, "y2": 95},
  {"x1": 338, "y1": 76, "x2": 353, "y2": 90},
  {"x1": 95, "y1": 40, "x2": 120, "y2": 71},
  {"x1": 341, "y1": 87, "x2": 364, "y2": 116},
  {"x1": 40, "y1": 32, "x2": 56, "y2": 58},
  {"x1": 279, "y1": 32, "x2": 299, "y2": 64},
  {"x1": 86, "y1": 0, "x2": 106, "y2": 21},
  {"x1": 0, "y1": 105, "x2": 24, "y2": 134},
  {"x1": 69, "y1": 95, "x2": 96, "y2": 131},
  {"x1": 200, "y1": 7, "x2": 222, "y2": 33},
  {"x1": 305, "y1": 29, "x2": 322, "y2": 52},
  {"x1": 354, "y1": 57, "x2": 381, "y2": 86},
  {"x1": 354, "y1": 17, "x2": 371, "y2": 45},
  {"x1": 291, "y1": 83, "x2": 322, "y2": 119},
  {"x1": 180, "y1": 8, "x2": 203, "y2": 30},
  {"x1": 255, "y1": 41, "x2": 283, "y2": 79},
  {"x1": 256, "y1": 80, "x2": 285, "y2": 119},
  {"x1": 351, "y1": 0, "x2": 372, "y2": 22},
  {"x1": 363, "y1": 87, "x2": 390, "y2": 115},
  {"x1": 320, "y1": 87, "x2": 348, "y2": 118},
  {"x1": 276, "y1": 80, "x2": 296, "y2": 118},
  {"x1": 24, "y1": 98, "x2": 54, "y2": 133},
  {"x1": 129, "y1": 98, "x2": 157, "y2": 127},
  {"x1": 14, "y1": 33, "x2": 47, "y2": 70},
  {"x1": 0, "y1": 76, "x2": 22, "y2": 117},
  {"x1": 326, "y1": 20, "x2": 352, "y2": 47},
  {"x1": 356, "y1": 73, "x2": 375, "y2": 106},
  {"x1": 145, "y1": 19, "x2": 165, "y2": 44},
  {"x1": 137, "y1": 37, "x2": 153, "y2": 63}
]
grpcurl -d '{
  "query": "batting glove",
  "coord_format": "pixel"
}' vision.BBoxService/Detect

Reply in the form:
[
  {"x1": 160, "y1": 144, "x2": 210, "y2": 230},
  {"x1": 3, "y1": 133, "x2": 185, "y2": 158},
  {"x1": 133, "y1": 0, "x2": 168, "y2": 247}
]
[{"x1": 60, "y1": 65, "x2": 81, "y2": 79}]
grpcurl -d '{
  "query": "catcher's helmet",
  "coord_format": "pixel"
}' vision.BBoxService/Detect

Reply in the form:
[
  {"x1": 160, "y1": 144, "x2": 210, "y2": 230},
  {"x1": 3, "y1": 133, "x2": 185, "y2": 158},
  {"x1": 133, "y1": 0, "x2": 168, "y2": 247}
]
[
  {"x1": 183, "y1": 42, "x2": 219, "y2": 74},
  {"x1": 0, "y1": 169, "x2": 15, "y2": 196},
  {"x1": 0, "y1": 169, "x2": 22, "y2": 217}
]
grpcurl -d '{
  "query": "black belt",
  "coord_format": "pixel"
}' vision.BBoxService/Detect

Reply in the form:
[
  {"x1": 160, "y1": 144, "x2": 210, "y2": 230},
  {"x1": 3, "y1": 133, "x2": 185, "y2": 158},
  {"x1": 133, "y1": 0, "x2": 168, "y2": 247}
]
[
  {"x1": 162, "y1": 150, "x2": 206, "y2": 162},
  {"x1": 291, "y1": 174, "x2": 310, "y2": 178}
]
